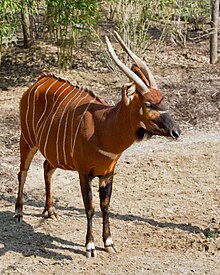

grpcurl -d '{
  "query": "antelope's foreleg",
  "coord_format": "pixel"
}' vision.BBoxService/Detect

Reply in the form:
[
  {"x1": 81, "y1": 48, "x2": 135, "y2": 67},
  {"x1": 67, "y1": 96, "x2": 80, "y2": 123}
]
[
  {"x1": 15, "y1": 136, "x2": 37, "y2": 222},
  {"x1": 43, "y1": 160, "x2": 57, "y2": 219},
  {"x1": 79, "y1": 174, "x2": 96, "y2": 258},
  {"x1": 99, "y1": 172, "x2": 117, "y2": 253}
]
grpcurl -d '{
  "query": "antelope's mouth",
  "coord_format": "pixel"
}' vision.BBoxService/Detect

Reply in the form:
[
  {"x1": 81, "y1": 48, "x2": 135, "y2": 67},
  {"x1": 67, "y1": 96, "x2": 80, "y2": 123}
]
[
  {"x1": 159, "y1": 127, "x2": 181, "y2": 140},
  {"x1": 136, "y1": 126, "x2": 181, "y2": 141}
]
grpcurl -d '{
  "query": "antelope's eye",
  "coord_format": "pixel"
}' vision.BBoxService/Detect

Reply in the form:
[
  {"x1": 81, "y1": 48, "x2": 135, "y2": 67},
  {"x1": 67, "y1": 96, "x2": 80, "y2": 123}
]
[
  {"x1": 144, "y1": 102, "x2": 151, "y2": 108},
  {"x1": 144, "y1": 102, "x2": 157, "y2": 111}
]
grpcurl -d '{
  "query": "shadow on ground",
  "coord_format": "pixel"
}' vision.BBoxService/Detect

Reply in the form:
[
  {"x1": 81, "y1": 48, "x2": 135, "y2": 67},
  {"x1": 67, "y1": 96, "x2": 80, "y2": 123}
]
[
  {"x1": 0, "y1": 210, "x2": 85, "y2": 259},
  {"x1": 1, "y1": 193, "x2": 218, "y2": 249}
]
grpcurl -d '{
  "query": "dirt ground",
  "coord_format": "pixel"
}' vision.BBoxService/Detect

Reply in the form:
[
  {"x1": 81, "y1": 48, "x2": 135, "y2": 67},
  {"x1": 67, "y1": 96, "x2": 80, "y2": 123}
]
[{"x1": 0, "y1": 35, "x2": 220, "y2": 275}]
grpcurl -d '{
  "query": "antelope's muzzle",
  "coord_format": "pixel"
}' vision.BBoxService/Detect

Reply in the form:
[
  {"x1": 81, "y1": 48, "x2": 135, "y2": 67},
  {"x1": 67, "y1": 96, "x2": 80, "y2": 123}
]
[
  {"x1": 170, "y1": 127, "x2": 181, "y2": 140},
  {"x1": 158, "y1": 112, "x2": 181, "y2": 140}
]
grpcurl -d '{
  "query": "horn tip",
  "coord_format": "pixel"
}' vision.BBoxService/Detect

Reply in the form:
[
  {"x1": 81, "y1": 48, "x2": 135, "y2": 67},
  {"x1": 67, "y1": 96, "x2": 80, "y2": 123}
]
[
  {"x1": 113, "y1": 30, "x2": 120, "y2": 39},
  {"x1": 105, "y1": 36, "x2": 111, "y2": 47}
]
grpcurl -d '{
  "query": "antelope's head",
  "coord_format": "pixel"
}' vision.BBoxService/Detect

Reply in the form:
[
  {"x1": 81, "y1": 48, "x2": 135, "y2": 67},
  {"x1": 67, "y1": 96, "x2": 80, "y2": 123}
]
[{"x1": 106, "y1": 31, "x2": 181, "y2": 140}]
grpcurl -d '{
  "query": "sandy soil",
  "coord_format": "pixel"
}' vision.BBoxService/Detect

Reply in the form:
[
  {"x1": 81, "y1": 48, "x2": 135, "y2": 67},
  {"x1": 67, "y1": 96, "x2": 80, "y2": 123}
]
[{"x1": 0, "y1": 37, "x2": 220, "y2": 274}]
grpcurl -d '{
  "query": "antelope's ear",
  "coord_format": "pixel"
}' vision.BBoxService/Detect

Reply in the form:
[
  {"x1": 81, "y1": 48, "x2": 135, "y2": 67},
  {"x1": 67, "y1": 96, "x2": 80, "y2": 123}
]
[{"x1": 122, "y1": 82, "x2": 136, "y2": 106}]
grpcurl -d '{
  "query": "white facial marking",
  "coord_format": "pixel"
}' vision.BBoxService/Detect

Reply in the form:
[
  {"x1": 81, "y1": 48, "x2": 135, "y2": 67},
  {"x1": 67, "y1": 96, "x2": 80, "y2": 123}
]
[
  {"x1": 139, "y1": 107, "x2": 143, "y2": 116},
  {"x1": 140, "y1": 121, "x2": 146, "y2": 129},
  {"x1": 98, "y1": 149, "x2": 118, "y2": 160},
  {"x1": 105, "y1": 237, "x2": 113, "y2": 246},
  {"x1": 128, "y1": 94, "x2": 134, "y2": 102},
  {"x1": 159, "y1": 110, "x2": 168, "y2": 114}
]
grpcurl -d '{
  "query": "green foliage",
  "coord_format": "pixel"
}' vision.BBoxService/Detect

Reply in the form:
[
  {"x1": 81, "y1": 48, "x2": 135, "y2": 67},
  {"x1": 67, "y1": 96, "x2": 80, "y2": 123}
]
[
  {"x1": 44, "y1": 0, "x2": 102, "y2": 68},
  {"x1": 0, "y1": 0, "x2": 38, "y2": 46},
  {"x1": 207, "y1": 231, "x2": 219, "y2": 239},
  {"x1": 0, "y1": 0, "x2": 212, "y2": 67},
  {"x1": 112, "y1": 0, "x2": 152, "y2": 60},
  {"x1": 110, "y1": 0, "x2": 211, "y2": 62},
  {"x1": 0, "y1": 1, "x2": 19, "y2": 47},
  {"x1": 138, "y1": 0, "x2": 210, "y2": 20},
  {"x1": 46, "y1": 0, "x2": 100, "y2": 26}
]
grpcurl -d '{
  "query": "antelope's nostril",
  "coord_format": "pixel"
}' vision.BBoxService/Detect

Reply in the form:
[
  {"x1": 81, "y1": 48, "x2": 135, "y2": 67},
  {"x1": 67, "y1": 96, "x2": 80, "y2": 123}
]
[{"x1": 170, "y1": 129, "x2": 181, "y2": 140}]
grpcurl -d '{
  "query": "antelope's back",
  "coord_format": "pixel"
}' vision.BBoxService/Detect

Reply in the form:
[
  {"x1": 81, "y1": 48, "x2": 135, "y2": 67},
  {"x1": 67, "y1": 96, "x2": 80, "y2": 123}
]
[{"x1": 20, "y1": 74, "x2": 105, "y2": 169}]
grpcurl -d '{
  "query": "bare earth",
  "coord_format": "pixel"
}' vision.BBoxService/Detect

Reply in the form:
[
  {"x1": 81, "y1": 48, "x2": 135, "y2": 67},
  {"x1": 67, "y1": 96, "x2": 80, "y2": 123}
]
[{"x1": 0, "y1": 37, "x2": 220, "y2": 274}]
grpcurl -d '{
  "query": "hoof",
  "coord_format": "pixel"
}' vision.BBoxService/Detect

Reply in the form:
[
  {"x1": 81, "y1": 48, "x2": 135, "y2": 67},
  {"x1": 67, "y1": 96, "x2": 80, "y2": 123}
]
[
  {"x1": 86, "y1": 242, "x2": 96, "y2": 258},
  {"x1": 105, "y1": 244, "x2": 118, "y2": 253},
  {"x1": 104, "y1": 237, "x2": 117, "y2": 253},
  {"x1": 43, "y1": 207, "x2": 59, "y2": 220},
  {"x1": 86, "y1": 248, "x2": 97, "y2": 258},
  {"x1": 14, "y1": 210, "x2": 23, "y2": 222},
  {"x1": 49, "y1": 212, "x2": 59, "y2": 220}
]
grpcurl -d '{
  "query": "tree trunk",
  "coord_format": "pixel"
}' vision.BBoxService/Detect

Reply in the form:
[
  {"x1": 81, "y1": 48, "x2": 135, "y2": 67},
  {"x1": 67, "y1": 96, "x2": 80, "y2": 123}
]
[
  {"x1": 21, "y1": 5, "x2": 33, "y2": 48},
  {"x1": 210, "y1": 0, "x2": 219, "y2": 64}
]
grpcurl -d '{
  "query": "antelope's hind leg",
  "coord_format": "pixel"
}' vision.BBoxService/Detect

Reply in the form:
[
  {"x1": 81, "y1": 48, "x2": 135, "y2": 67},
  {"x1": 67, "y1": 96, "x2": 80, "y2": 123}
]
[
  {"x1": 99, "y1": 172, "x2": 117, "y2": 254},
  {"x1": 42, "y1": 160, "x2": 58, "y2": 219},
  {"x1": 15, "y1": 136, "x2": 37, "y2": 222}
]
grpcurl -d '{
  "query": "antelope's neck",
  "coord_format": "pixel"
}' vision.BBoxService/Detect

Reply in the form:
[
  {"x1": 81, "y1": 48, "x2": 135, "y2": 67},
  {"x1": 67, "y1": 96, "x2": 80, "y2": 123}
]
[{"x1": 100, "y1": 101, "x2": 139, "y2": 154}]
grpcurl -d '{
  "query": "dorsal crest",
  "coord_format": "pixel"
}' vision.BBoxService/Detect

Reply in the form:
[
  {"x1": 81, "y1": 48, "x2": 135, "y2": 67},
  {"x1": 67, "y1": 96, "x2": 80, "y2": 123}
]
[{"x1": 37, "y1": 72, "x2": 105, "y2": 104}]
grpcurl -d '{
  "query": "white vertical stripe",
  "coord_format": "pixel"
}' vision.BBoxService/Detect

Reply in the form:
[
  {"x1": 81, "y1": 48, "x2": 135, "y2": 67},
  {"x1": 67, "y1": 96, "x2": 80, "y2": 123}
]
[
  {"x1": 25, "y1": 85, "x2": 37, "y2": 147},
  {"x1": 25, "y1": 77, "x2": 51, "y2": 147},
  {"x1": 41, "y1": 84, "x2": 81, "y2": 165},
  {"x1": 61, "y1": 87, "x2": 79, "y2": 165},
  {"x1": 55, "y1": 88, "x2": 78, "y2": 166},
  {"x1": 71, "y1": 94, "x2": 96, "y2": 157},
  {"x1": 55, "y1": 92, "x2": 75, "y2": 166},
  {"x1": 39, "y1": 84, "x2": 72, "y2": 150},
  {"x1": 62, "y1": 109, "x2": 70, "y2": 165},
  {"x1": 36, "y1": 81, "x2": 67, "y2": 140},
  {"x1": 34, "y1": 82, "x2": 98, "y2": 169},
  {"x1": 35, "y1": 78, "x2": 58, "y2": 130},
  {"x1": 69, "y1": 87, "x2": 86, "y2": 152},
  {"x1": 31, "y1": 78, "x2": 52, "y2": 137}
]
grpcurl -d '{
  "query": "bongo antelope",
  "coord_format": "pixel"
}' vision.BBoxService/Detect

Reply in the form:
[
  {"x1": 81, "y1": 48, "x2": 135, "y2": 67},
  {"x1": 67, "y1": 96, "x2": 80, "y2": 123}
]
[{"x1": 15, "y1": 31, "x2": 180, "y2": 257}]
